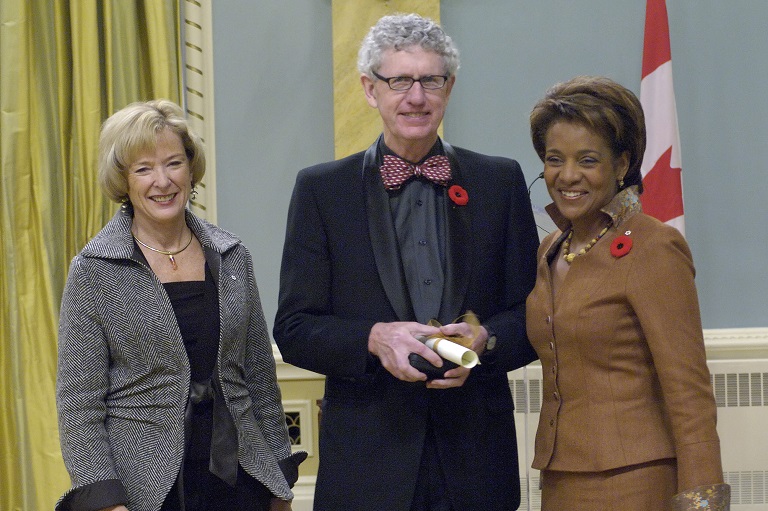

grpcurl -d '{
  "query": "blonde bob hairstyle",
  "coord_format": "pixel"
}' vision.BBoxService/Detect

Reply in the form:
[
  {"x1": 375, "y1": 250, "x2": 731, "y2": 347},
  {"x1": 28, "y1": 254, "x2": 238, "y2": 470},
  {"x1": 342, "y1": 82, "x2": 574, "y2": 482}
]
[{"x1": 98, "y1": 99, "x2": 206, "y2": 203}]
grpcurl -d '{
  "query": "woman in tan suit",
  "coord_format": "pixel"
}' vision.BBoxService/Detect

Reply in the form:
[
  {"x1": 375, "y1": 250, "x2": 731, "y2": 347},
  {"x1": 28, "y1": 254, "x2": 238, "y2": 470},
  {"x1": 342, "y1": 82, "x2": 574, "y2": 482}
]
[{"x1": 525, "y1": 76, "x2": 729, "y2": 510}]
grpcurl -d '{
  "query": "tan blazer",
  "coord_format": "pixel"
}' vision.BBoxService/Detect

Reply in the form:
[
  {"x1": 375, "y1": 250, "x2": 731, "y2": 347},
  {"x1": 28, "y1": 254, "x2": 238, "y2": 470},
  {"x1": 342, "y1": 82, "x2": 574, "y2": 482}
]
[{"x1": 526, "y1": 203, "x2": 723, "y2": 492}]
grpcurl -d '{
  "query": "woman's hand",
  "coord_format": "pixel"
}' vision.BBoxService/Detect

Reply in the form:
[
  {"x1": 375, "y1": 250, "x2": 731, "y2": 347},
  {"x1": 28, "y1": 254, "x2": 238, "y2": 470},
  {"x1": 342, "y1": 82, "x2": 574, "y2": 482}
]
[
  {"x1": 269, "y1": 497, "x2": 292, "y2": 511},
  {"x1": 424, "y1": 321, "x2": 483, "y2": 390}
]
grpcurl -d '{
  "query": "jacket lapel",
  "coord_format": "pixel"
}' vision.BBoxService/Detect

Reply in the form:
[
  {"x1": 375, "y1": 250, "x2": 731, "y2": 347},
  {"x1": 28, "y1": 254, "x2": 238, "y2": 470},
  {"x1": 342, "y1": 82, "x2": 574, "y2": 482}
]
[
  {"x1": 363, "y1": 138, "x2": 414, "y2": 321},
  {"x1": 437, "y1": 141, "x2": 471, "y2": 324}
]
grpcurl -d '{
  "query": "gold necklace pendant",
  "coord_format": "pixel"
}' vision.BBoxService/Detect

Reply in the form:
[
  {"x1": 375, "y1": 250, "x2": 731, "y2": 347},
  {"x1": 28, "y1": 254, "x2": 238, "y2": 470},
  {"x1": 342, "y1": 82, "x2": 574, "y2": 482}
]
[
  {"x1": 133, "y1": 231, "x2": 194, "y2": 270},
  {"x1": 562, "y1": 225, "x2": 610, "y2": 264}
]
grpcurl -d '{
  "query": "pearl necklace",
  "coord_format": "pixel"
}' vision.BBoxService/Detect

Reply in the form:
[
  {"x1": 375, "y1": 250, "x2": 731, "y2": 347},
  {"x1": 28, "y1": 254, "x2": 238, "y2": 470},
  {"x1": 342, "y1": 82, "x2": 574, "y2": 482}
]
[
  {"x1": 562, "y1": 225, "x2": 610, "y2": 264},
  {"x1": 133, "y1": 231, "x2": 193, "y2": 270}
]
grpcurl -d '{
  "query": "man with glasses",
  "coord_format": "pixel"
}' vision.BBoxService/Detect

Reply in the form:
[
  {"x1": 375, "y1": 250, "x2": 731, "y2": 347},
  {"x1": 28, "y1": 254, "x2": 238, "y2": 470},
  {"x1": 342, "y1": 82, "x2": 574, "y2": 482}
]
[{"x1": 274, "y1": 13, "x2": 539, "y2": 511}]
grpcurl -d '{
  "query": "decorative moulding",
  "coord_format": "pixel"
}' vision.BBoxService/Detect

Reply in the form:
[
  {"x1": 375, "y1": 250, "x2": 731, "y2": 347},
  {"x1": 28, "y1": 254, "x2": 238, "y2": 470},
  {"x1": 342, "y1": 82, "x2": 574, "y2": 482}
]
[{"x1": 704, "y1": 327, "x2": 768, "y2": 359}]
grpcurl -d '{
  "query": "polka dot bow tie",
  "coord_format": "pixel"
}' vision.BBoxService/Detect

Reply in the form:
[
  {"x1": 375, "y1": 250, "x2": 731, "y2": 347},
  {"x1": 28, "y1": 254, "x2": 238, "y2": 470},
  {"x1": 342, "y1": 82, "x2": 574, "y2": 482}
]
[{"x1": 379, "y1": 154, "x2": 452, "y2": 190}]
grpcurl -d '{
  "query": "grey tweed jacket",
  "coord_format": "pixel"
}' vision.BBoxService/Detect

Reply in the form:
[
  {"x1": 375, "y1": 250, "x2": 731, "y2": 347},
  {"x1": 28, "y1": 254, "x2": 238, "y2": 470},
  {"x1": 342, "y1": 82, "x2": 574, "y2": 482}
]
[{"x1": 56, "y1": 207, "x2": 300, "y2": 511}]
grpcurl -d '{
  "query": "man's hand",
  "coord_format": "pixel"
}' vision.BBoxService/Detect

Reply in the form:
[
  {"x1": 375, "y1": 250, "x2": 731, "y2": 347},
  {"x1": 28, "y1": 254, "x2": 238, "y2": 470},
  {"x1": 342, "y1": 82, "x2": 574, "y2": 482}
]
[
  {"x1": 425, "y1": 322, "x2": 489, "y2": 389},
  {"x1": 368, "y1": 322, "x2": 442, "y2": 381}
]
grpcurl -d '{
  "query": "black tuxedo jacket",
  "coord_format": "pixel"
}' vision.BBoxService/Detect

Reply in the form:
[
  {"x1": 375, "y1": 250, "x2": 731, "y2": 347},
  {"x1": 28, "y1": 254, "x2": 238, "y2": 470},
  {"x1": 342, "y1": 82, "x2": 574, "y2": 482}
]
[{"x1": 274, "y1": 137, "x2": 539, "y2": 511}]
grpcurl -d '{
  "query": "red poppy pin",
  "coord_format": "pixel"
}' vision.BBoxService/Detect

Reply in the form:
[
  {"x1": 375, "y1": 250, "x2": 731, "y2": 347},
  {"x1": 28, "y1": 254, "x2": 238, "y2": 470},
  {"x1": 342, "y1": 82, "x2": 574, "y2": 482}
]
[
  {"x1": 610, "y1": 232, "x2": 633, "y2": 258},
  {"x1": 448, "y1": 185, "x2": 468, "y2": 206}
]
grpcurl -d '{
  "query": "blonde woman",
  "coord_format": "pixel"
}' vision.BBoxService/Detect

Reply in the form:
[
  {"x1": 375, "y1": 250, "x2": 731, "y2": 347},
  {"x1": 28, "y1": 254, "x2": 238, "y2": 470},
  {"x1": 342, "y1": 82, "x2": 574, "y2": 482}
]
[{"x1": 56, "y1": 100, "x2": 304, "y2": 511}]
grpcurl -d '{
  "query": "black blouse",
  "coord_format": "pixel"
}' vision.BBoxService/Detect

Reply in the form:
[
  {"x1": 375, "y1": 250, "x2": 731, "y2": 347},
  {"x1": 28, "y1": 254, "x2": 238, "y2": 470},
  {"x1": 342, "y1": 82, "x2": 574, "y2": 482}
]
[{"x1": 163, "y1": 263, "x2": 219, "y2": 461}]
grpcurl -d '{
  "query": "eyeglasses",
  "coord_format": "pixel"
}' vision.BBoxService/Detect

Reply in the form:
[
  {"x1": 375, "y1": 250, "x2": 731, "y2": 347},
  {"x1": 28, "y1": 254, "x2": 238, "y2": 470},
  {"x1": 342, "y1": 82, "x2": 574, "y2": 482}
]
[{"x1": 371, "y1": 70, "x2": 449, "y2": 91}]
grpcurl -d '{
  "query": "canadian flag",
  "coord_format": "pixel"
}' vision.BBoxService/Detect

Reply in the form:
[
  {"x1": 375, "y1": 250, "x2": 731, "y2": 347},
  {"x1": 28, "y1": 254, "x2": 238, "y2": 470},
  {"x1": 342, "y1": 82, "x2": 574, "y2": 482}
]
[{"x1": 640, "y1": 0, "x2": 685, "y2": 235}]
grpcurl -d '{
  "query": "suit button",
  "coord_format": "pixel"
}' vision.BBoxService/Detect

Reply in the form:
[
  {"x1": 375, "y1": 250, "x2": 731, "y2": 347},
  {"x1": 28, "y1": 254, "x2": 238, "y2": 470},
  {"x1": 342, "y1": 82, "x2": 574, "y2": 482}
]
[
  {"x1": 553, "y1": 392, "x2": 559, "y2": 400},
  {"x1": 549, "y1": 419, "x2": 555, "y2": 427},
  {"x1": 545, "y1": 315, "x2": 552, "y2": 324},
  {"x1": 423, "y1": 279, "x2": 432, "y2": 285},
  {"x1": 549, "y1": 342, "x2": 554, "y2": 351}
]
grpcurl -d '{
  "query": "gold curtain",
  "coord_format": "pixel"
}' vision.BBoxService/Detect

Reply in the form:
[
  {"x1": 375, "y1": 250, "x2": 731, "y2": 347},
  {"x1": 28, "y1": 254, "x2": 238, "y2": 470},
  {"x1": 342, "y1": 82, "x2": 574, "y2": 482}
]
[{"x1": 0, "y1": 1, "x2": 181, "y2": 509}]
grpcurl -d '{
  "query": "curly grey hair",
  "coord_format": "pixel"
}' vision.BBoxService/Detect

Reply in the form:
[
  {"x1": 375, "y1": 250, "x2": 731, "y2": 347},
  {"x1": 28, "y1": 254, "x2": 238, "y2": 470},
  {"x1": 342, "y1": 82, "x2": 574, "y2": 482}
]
[{"x1": 357, "y1": 13, "x2": 460, "y2": 78}]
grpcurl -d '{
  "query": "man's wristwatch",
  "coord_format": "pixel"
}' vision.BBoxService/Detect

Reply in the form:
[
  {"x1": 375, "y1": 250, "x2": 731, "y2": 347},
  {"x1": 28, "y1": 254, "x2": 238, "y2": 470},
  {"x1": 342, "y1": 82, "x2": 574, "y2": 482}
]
[{"x1": 483, "y1": 325, "x2": 497, "y2": 352}]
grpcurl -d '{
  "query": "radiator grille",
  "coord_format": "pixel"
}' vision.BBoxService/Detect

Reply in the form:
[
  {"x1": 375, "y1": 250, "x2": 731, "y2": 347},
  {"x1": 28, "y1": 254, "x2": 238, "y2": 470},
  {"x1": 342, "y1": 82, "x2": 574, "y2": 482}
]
[
  {"x1": 712, "y1": 372, "x2": 768, "y2": 407},
  {"x1": 520, "y1": 477, "x2": 542, "y2": 509},
  {"x1": 512, "y1": 371, "x2": 768, "y2": 412},
  {"x1": 510, "y1": 377, "x2": 542, "y2": 413},
  {"x1": 725, "y1": 471, "x2": 767, "y2": 505}
]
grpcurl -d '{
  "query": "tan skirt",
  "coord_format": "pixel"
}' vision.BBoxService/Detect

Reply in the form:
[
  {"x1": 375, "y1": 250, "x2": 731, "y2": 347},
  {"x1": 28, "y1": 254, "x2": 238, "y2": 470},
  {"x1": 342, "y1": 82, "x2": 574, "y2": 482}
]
[{"x1": 540, "y1": 458, "x2": 678, "y2": 511}]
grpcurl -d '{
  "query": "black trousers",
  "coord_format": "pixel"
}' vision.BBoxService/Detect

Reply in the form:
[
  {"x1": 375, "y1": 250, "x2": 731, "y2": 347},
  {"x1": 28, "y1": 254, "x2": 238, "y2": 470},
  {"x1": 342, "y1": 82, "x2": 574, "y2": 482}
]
[
  {"x1": 161, "y1": 461, "x2": 272, "y2": 511},
  {"x1": 409, "y1": 424, "x2": 455, "y2": 511}
]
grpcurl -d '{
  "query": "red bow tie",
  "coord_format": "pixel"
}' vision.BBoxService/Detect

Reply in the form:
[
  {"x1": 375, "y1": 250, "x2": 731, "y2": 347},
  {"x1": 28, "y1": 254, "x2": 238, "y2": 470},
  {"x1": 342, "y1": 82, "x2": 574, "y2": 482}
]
[{"x1": 379, "y1": 154, "x2": 452, "y2": 190}]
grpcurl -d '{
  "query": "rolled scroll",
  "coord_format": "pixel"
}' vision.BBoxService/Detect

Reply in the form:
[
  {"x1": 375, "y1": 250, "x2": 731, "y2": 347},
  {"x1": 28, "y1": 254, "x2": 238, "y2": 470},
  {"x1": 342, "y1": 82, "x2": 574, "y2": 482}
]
[{"x1": 423, "y1": 337, "x2": 479, "y2": 369}]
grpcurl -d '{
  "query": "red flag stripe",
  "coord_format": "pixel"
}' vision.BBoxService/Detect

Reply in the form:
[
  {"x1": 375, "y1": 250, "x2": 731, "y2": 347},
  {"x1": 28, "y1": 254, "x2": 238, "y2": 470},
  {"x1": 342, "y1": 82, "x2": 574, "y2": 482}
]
[
  {"x1": 639, "y1": 146, "x2": 684, "y2": 223},
  {"x1": 642, "y1": 0, "x2": 672, "y2": 79},
  {"x1": 641, "y1": 0, "x2": 685, "y2": 235}
]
